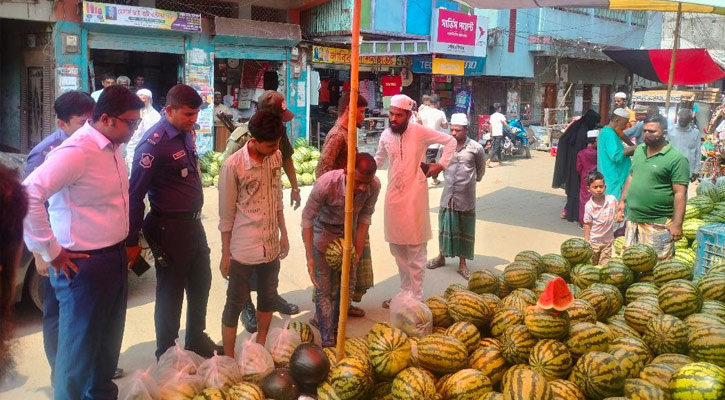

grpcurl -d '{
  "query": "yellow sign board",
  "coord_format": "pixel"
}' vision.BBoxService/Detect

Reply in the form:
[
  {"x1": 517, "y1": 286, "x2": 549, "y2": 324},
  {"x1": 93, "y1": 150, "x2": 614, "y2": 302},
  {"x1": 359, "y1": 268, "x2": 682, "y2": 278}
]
[{"x1": 432, "y1": 58, "x2": 465, "y2": 76}]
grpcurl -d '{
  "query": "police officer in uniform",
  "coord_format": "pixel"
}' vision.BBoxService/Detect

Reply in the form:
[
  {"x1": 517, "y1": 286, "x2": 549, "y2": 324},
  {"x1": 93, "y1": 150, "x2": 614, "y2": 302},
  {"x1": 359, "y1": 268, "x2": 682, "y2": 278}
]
[
  {"x1": 222, "y1": 90, "x2": 301, "y2": 332},
  {"x1": 127, "y1": 84, "x2": 221, "y2": 358}
]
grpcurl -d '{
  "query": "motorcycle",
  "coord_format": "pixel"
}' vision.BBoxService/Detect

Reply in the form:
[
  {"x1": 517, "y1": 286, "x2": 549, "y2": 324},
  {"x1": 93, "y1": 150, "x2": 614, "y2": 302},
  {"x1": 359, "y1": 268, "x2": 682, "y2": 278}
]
[{"x1": 502, "y1": 119, "x2": 532, "y2": 159}]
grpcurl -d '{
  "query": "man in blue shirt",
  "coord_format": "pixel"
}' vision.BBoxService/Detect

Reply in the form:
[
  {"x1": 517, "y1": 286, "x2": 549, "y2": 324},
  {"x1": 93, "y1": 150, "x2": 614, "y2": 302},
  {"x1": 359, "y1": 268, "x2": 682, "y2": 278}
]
[{"x1": 126, "y1": 84, "x2": 222, "y2": 358}]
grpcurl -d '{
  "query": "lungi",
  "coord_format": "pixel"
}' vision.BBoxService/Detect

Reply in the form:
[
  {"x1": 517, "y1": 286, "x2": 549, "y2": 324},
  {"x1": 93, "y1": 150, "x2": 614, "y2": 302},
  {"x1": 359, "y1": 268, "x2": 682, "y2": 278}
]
[{"x1": 439, "y1": 207, "x2": 476, "y2": 260}]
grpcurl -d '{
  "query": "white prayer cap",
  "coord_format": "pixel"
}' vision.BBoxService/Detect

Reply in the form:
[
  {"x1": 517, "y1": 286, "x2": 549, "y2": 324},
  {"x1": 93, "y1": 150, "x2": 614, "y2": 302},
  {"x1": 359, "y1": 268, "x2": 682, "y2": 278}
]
[
  {"x1": 450, "y1": 113, "x2": 469, "y2": 126},
  {"x1": 614, "y1": 92, "x2": 627, "y2": 99},
  {"x1": 390, "y1": 94, "x2": 415, "y2": 111},
  {"x1": 613, "y1": 108, "x2": 630, "y2": 119},
  {"x1": 587, "y1": 129, "x2": 599, "y2": 138},
  {"x1": 137, "y1": 88, "x2": 152, "y2": 97}
]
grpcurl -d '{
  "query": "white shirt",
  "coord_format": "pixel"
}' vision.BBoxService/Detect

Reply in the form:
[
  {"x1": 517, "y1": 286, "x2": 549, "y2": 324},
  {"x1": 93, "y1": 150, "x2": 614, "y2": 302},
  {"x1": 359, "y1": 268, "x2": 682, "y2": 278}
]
[
  {"x1": 23, "y1": 122, "x2": 130, "y2": 262},
  {"x1": 91, "y1": 89, "x2": 104, "y2": 102},
  {"x1": 375, "y1": 123, "x2": 456, "y2": 244},
  {"x1": 490, "y1": 112, "x2": 507, "y2": 137},
  {"x1": 218, "y1": 143, "x2": 283, "y2": 265},
  {"x1": 419, "y1": 107, "x2": 448, "y2": 132},
  {"x1": 125, "y1": 106, "x2": 161, "y2": 169},
  {"x1": 668, "y1": 124, "x2": 701, "y2": 176}
]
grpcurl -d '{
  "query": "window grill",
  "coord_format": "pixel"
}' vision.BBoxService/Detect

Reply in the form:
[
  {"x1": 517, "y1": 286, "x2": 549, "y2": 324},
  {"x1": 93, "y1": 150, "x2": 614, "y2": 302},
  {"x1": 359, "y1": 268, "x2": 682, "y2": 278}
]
[
  {"x1": 251, "y1": 6, "x2": 288, "y2": 23},
  {"x1": 156, "y1": 0, "x2": 238, "y2": 18}
]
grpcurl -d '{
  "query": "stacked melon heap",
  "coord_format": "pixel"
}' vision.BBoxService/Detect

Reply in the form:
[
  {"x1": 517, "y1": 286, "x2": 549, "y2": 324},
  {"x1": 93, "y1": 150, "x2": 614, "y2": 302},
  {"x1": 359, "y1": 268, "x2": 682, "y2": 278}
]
[
  {"x1": 200, "y1": 151, "x2": 225, "y2": 188},
  {"x1": 289, "y1": 138, "x2": 320, "y2": 189}
]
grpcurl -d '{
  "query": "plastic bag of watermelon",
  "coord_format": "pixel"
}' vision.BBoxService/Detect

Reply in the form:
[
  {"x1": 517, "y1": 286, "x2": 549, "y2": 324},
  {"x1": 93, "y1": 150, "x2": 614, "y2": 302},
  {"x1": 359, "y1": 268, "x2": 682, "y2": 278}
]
[
  {"x1": 236, "y1": 333, "x2": 275, "y2": 383},
  {"x1": 154, "y1": 338, "x2": 205, "y2": 380},
  {"x1": 197, "y1": 351, "x2": 242, "y2": 389},
  {"x1": 156, "y1": 369, "x2": 204, "y2": 400},
  {"x1": 265, "y1": 319, "x2": 303, "y2": 368},
  {"x1": 389, "y1": 291, "x2": 433, "y2": 338},
  {"x1": 119, "y1": 366, "x2": 158, "y2": 400}
]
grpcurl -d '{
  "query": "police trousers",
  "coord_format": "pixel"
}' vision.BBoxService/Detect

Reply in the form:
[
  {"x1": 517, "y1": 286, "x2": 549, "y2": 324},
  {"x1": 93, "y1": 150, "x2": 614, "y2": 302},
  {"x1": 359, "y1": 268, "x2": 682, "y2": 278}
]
[
  {"x1": 50, "y1": 245, "x2": 127, "y2": 400},
  {"x1": 143, "y1": 213, "x2": 212, "y2": 359}
]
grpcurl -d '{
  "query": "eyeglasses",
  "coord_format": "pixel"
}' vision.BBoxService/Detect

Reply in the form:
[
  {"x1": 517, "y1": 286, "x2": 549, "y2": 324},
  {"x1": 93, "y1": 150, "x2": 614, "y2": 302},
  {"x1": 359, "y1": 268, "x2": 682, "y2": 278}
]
[{"x1": 111, "y1": 116, "x2": 142, "y2": 130}]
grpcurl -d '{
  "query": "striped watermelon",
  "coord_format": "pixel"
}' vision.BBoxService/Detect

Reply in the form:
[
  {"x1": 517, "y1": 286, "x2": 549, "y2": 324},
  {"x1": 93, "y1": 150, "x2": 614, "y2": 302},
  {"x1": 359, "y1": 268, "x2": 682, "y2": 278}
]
[
  {"x1": 227, "y1": 382, "x2": 265, "y2": 400},
  {"x1": 707, "y1": 263, "x2": 725, "y2": 275},
  {"x1": 701, "y1": 300, "x2": 725, "y2": 319},
  {"x1": 683, "y1": 219, "x2": 707, "y2": 240},
  {"x1": 570, "y1": 264, "x2": 600, "y2": 289},
  {"x1": 501, "y1": 368, "x2": 553, "y2": 400},
  {"x1": 625, "y1": 299, "x2": 664, "y2": 333},
  {"x1": 688, "y1": 195, "x2": 714, "y2": 213},
  {"x1": 624, "y1": 378, "x2": 666, "y2": 400},
  {"x1": 566, "y1": 299, "x2": 598, "y2": 324},
  {"x1": 609, "y1": 336, "x2": 653, "y2": 365},
  {"x1": 445, "y1": 321, "x2": 480, "y2": 354},
  {"x1": 370, "y1": 382, "x2": 392, "y2": 400},
  {"x1": 524, "y1": 307, "x2": 570, "y2": 339},
  {"x1": 390, "y1": 367, "x2": 437, "y2": 400},
  {"x1": 447, "y1": 290, "x2": 493, "y2": 328},
  {"x1": 561, "y1": 238, "x2": 594, "y2": 265},
  {"x1": 288, "y1": 322, "x2": 314, "y2": 343},
  {"x1": 599, "y1": 260, "x2": 634, "y2": 291},
  {"x1": 514, "y1": 250, "x2": 544, "y2": 274},
  {"x1": 625, "y1": 283, "x2": 659, "y2": 304},
  {"x1": 610, "y1": 348, "x2": 648, "y2": 379},
  {"x1": 503, "y1": 262, "x2": 538, "y2": 289},
  {"x1": 698, "y1": 272, "x2": 725, "y2": 302},
  {"x1": 192, "y1": 388, "x2": 228, "y2": 399},
  {"x1": 501, "y1": 294, "x2": 531, "y2": 314},
  {"x1": 425, "y1": 296, "x2": 454, "y2": 328},
  {"x1": 439, "y1": 368, "x2": 493, "y2": 399},
  {"x1": 578, "y1": 287, "x2": 613, "y2": 321},
  {"x1": 480, "y1": 293, "x2": 502, "y2": 315},
  {"x1": 329, "y1": 356, "x2": 374, "y2": 400},
  {"x1": 549, "y1": 379, "x2": 586, "y2": 400},
  {"x1": 674, "y1": 237, "x2": 690, "y2": 249},
  {"x1": 668, "y1": 362, "x2": 725, "y2": 400},
  {"x1": 688, "y1": 325, "x2": 725, "y2": 367},
  {"x1": 684, "y1": 204, "x2": 701, "y2": 220},
  {"x1": 510, "y1": 288, "x2": 538, "y2": 304},
  {"x1": 613, "y1": 236, "x2": 625, "y2": 257},
  {"x1": 658, "y1": 279, "x2": 703, "y2": 318},
  {"x1": 468, "y1": 346, "x2": 508, "y2": 386},
  {"x1": 541, "y1": 253, "x2": 572, "y2": 280},
  {"x1": 566, "y1": 322, "x2": 610, "y2": 357},
  {"x1": 684, "y1": 313, "x2": 725, "y2": 331},
  {"x1": 480, "y1": 337, "x2": 502, "y2": 350},
  {"x1": 500, "y1": 324, "x2": 538, "y2": 364},
  {"x1": 639, "y1": 363, "x2": 677, "y2": 391},
  {"x1": 643, "y1": 314, "x2": 688, "y2": 355},
  {"x1": 591, "y1": 283, "x2": 625, "y2": 318},
  {"x1": 569, "y1": 351, "x2": 625, "y2": 400},
  {"x1": 501, "y1": 364, "x2": 534, "y2": 389},
  {"x1": 636, "y1": 271, "x2": 656, "y2": 283},
  {"x1": 652, "y1": 353, "x2": 695, "y2": 369},
  {"x1": 367, "y1": 326, "x2": 411, "y2": 379},
  {"x1": 528, "y1": 339, "x2": 573, "y2": 380},
  {"x1": 674, "y1": 248, "x2": 696, "y2": 269},
  {"x1": 490, "y1": 307, "x2": 524, "y2": 338},
  {"x1": 444, "y1": 283, "x2": 467, "y2": 300},
  {"x1": 653, "y1": 260, "x2": 693, "y2": 286},
  {"x1": 606, "y1": 319, "x2": 642, "y2": 339},
  {"x1": 416, "y1": 333, "x2": 468, "y2": 374},
  {"x1": 497, "y1": 275, "x2": 511, "y2": 298},
  {"x1": 481, "y1": 393, "x2": 504, "y2": 400},
  {"x1": 622, "y1": 244, "x2": 658, "y2": 273},
  {"x1": 344, "y1": 337, "x2": 369, "y2": 360},
  {"x1": 468, "y1": 269, "x2": 500, "y2": 295}
]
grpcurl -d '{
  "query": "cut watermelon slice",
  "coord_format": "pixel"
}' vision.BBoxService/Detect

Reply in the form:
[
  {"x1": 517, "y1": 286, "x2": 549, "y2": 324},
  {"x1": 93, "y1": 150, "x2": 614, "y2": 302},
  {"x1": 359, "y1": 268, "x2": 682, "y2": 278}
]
[{"x1": 537, "y1": 276, "x2": 573, "y2": 311}]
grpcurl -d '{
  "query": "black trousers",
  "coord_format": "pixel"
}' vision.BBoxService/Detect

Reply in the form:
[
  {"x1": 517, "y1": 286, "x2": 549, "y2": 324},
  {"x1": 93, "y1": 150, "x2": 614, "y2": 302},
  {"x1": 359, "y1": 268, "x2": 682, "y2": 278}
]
[
  {"x1": 491, "y1": 136, "x2": 504, "y2": 162},
  {"x1": 144, "y1": 213, "x2": 212, "y2": 359}
]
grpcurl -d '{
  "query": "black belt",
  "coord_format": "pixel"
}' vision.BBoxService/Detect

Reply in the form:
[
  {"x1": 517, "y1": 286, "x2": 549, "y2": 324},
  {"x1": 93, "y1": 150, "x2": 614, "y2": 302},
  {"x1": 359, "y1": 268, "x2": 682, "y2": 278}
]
[
  {"x1": 151, "y1": 210, "x2": 202, "y2": 220},
  {"x1": 71, "y1": 241, "x2": 125, "y2": 255}
]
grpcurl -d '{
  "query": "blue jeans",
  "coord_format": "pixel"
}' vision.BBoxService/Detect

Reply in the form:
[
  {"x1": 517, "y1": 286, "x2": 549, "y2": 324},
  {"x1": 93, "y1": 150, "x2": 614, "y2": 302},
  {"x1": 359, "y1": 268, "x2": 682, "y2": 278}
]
[
  {"x1": 50, "y1": 247, "x2": 128, "y2": 400},
  {"x1": 42, "y1": 277, "x2": 59, "y2": 382},
  {"x1": 314, "y1": 249, "x2": 357, "y2": 347}
]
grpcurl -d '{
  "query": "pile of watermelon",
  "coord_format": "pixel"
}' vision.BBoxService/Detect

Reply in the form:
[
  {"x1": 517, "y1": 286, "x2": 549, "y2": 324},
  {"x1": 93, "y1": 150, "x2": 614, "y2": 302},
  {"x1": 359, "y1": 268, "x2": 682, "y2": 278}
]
[
  {"x1": 290, "y1": 137, "x2": 320, "y2": 189},
  {"x1": 200, "y1": 151, "x2": 225, "y2": 188}
]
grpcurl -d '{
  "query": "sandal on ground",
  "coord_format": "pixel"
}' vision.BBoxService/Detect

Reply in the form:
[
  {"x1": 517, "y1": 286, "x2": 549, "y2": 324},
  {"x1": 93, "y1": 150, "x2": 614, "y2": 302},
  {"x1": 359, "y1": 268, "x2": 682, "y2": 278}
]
[
  {"x1": 425, "y1": 257, "x2": 446, "y2": 270},
  {"x1": 382, "y1": 299, "x2": 391, "y2": 309},
  {"x1": 348, "y1": 305, "x2": 366, "y2": 317},
  {"x1": 457, "y1": 269, "x2": 471, "y2": 280}
]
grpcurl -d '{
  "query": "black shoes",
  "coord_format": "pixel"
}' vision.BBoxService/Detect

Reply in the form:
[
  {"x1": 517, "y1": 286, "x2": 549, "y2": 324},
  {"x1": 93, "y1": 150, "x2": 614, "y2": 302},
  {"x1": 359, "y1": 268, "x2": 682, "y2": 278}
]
[
  {"x1": 241, "y1": 300, "x2": 258, "y2": 333},
  {"x1": 275, "y1": 295, "x2": 300, "y2": 315},
  {"x1": 185, "y1": 332, "x2": 224, "y2": 358},
  {"x1": 112, "y1": 368, "x2": 124, "y2": 379}
]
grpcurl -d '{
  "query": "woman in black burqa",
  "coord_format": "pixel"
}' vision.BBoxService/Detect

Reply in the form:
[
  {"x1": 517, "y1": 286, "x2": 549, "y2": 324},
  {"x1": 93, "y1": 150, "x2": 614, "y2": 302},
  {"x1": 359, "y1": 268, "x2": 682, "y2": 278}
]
[{"x1": 552, "y1": 109, "x2": 601, "y2": 223}]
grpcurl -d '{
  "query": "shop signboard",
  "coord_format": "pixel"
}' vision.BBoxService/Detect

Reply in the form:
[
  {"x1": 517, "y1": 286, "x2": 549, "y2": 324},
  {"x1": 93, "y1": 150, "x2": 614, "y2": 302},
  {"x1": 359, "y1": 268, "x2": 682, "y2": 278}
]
[
  {"x1": 83, "y1": 1, "x2": 202, "y2": 32},
  {"x1": 430, "y1": 8, "x2": 487, "y2": 58},
  {"x1": 312, "y1": 46, "x2": 410, "y2": 67},
  {"x1": 432, "y1": 58, "x2": 465, "y2": 76},
  {"x1": 411, "y1": 56, "x2": 486, "y2": 76}
]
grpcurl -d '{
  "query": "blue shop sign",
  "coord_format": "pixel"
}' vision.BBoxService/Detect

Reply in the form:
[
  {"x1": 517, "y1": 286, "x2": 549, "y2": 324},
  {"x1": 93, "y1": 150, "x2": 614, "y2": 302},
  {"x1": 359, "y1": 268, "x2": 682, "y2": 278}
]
[{"x1": 412, "y1": 56, "x2": 486, "y2": 76}]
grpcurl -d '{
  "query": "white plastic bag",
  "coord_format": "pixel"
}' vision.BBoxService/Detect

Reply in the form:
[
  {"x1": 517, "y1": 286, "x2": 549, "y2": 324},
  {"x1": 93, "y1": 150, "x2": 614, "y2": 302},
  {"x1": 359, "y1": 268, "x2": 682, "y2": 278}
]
[
  {"x1": 154, "y1": 338, "x2": 205, "y2": 379},
  {"x1": 155, "y1": 368, "x2": 204, "y2": 400},
  {"x1": 236, "y1": 333, "x2": 275, "y2": 383},
  {"x1": 389, "y1": 291, "x2": 433, "y2": 338},
  {"x1": 118, "y1": 366, "x2": 158, "y2": 400},
  {"x1": 197, "y1": 351, "x2": 242, "y2": 389},
  {"x1": 265, "y1": 319, "x2": 302, "y2": 367}
]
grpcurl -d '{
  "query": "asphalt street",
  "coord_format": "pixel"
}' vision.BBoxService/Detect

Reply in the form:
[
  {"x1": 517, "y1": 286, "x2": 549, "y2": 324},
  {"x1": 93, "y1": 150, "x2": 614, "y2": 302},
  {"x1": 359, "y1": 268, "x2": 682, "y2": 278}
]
[{"x1": 1, "y1": 149, "x2": 582, "y2": 399}]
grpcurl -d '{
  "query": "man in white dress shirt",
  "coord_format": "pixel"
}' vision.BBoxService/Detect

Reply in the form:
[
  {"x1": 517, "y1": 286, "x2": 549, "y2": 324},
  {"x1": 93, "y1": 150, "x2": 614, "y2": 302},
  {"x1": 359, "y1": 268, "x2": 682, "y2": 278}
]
[
  {"x1": 375, "y1": 94, "x2": 456, "y2": 306},
  {"x1": 23, "y1": 85, "x2": 144, "y2": 400}
]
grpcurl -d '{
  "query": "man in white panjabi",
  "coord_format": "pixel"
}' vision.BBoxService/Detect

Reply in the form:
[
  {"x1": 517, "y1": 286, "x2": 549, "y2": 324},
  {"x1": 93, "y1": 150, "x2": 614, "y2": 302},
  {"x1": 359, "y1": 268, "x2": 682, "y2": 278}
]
[{"x1": 375, "y1": 94, "x2": 456, "y2": 306}]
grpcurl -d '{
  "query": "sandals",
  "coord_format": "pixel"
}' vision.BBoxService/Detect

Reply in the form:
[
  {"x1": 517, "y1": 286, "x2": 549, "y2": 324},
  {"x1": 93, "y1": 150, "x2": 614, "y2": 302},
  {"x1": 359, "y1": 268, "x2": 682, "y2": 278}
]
[
  {"x1": 348, "y1": 305, "x2": 366, "y2": 317},
  {"x1": 457, "y1": 269, "x2": 471, "y2": 280},
  {"x1": 425, "y1": 257, "x2": 446, "y2": 270},
  {"x1": 382, "y1": 299, "x2": 391, "y2": 309}
]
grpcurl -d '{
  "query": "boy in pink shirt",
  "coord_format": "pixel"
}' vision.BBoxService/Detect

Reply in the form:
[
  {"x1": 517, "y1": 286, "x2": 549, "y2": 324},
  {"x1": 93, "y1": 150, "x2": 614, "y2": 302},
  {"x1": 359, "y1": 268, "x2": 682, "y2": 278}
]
[{"x1": 583, "y1": 171, "x2": 621, "y2": 265}]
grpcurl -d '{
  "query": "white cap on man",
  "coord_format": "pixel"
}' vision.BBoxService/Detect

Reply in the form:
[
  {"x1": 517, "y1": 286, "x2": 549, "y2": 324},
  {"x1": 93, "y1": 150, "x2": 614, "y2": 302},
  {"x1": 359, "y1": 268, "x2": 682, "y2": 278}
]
[
  {"x1": 450, "y1": 113, "x2": 469, "y2": 126},
  {"x1": 587, "y1": 129, "x2": 599, "y2": 138},
  {"x1": 390, "y1": 94, "x2": 415, "y2": 111},
  {"x1": 137, "y1": 88, "x2": 152, "y2": 98},
  {"x1": 613, "y1": 108, "x2": 630, "y2": 119},
  {"x1": 614, "y1": 92, "x2": 627, "y2": 99}
]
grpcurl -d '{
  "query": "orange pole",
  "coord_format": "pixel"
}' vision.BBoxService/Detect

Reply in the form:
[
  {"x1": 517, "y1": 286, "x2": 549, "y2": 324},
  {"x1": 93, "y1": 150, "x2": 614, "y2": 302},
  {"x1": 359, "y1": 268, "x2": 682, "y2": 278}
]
[
  {"x1": 335, "y1": 0, "x2": 361, "y2": 362},
  {"x1": 665, "y1": 2, "x2": 682, "y2": 113}
]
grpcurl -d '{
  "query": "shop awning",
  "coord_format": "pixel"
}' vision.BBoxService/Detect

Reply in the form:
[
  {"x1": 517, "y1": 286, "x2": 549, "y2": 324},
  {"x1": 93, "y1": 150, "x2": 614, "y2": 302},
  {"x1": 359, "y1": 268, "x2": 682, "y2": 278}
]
[
  {"x1": 213, "y1": 17, "x2": 301, "y2": 47},
  {"x1": 460, "y1": 0, "x2": 725, "y2": 14},
  {"x1": 603, "y1": 48, "x2": 725, "y2": 85}
]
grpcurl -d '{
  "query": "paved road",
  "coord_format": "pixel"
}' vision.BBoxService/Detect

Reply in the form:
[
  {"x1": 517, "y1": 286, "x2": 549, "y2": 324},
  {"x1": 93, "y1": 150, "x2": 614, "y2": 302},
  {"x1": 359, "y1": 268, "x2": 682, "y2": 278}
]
[{"x1": 1, "y1": 149, "x2": 582, "y2": 398}]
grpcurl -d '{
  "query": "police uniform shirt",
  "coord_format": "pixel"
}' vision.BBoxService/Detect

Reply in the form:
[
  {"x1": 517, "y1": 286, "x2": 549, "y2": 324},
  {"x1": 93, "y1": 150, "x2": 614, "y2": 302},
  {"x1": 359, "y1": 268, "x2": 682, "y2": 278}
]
[
  {"x1": 25, "y1": 128, "x2": 70, "y2": 178},
  {"x1": 127, "y1": 115, "x2": 203, "y2": 246}
]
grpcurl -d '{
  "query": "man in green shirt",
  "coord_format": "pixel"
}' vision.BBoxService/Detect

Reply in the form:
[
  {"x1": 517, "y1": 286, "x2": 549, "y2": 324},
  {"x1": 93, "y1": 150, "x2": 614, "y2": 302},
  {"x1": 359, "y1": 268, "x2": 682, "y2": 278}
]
[
  {"x1": 617, "y1": 114, "x2": 689, "y2": 260},
  {"x1": 598, "y1": 108, "x2": 637, "y2": 200}
]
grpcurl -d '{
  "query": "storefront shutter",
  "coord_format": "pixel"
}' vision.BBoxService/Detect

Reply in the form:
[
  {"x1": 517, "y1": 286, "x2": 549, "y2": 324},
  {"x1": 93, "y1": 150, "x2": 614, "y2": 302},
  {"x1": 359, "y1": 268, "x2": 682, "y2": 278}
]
[{"x1": 88, "y1": 32, "x2": 185, "y2": 54}]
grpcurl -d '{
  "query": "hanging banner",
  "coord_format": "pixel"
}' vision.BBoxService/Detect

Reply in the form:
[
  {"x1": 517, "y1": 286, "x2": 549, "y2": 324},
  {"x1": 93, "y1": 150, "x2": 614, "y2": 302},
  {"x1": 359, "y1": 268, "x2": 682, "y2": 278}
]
[
  {"x1": 411, "y1": 56, "x2": 486, "y2": 76},
  {"x1": 430, "y1": 8, "x2": 488, "y2": 57},
  {"x1": 83, "y1": 1, "x2": 202, "y2": 32},
  {"x1": 312, "y1": 46, "x2": 410, "y2": 66},
  {"x1": 432, "y1": 58, "x2": 465, "y2": 76}
]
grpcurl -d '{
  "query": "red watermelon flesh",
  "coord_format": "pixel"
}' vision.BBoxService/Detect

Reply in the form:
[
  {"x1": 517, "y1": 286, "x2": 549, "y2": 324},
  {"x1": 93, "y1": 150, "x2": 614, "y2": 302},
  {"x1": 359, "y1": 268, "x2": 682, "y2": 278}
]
[{"x1": 537, "y1": 276, "x2": 573, "y2": 311}]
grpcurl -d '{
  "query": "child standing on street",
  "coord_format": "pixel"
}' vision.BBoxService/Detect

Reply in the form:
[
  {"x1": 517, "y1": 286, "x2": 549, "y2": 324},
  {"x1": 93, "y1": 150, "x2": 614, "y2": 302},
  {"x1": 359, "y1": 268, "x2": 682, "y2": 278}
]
[
  {"x1": 576, "y1": 130, "x2": 599, "y2": 226},
  {"x1": 583, "y1": 171, "x2": 620, "y2": 265}
]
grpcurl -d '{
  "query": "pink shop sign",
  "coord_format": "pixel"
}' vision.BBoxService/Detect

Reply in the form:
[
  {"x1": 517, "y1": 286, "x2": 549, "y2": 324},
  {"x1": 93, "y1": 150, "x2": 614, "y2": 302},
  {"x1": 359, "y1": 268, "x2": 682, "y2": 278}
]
[{"x1": 437, "y1": 9, "x2": 476, "y2": 46}]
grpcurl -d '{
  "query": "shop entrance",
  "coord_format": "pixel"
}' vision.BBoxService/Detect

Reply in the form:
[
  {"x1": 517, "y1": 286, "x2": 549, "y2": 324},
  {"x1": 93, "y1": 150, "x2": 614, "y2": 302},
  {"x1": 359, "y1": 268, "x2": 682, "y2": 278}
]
[{"x1": 89, "y1": 49, "x2": 183, "y2": 109}]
